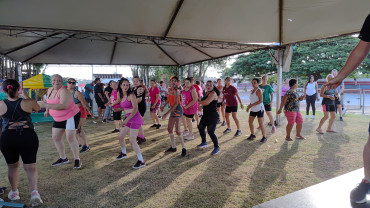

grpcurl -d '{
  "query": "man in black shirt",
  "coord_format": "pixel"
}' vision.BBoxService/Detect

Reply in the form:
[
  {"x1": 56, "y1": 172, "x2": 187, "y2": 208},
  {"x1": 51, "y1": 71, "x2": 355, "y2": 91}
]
[
  {"x1": 94, "y1": 78, "x2": 106, "y2": 120},
  {"x1": 102, "y1": 80, "x2": 113, "y2": 123},
  {"x1": 325, "y1": 14, "x2": 370, "y2": 204}
]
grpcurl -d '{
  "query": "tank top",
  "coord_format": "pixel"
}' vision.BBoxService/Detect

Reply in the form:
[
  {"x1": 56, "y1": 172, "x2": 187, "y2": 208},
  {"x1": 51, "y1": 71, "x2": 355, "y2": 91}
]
[
  {"x1": 47, "y1": 88, "x2": 80, "y2": 121},
  {"x1": 322, "y1": 88, "x2": 336, "y2": 105},
  {"x1": 168, "y1": 88, "x2": 181, "y2": 106},
  {"x1": 110, "y1": 89, "x2": 120, "y2": 108},
  {"x1": 250, "y1": 88, "x2": 264, "y2": 112},
  {"x1": 72, "y1": 89, "x2": 80, "y2": 104},
  {"x1": 2, "y1": 99, "x2": 34, "y2": 133},
  {"x1": 202, "y1": 91, "x2": 218, "y2": 116},
  {"x1": 120, "y1": 97, "x2": 134, "y2": 110},
  {"x1": 181, "y1": 86, "x2": 198, "y2": 115},
  {"x1": 281, "y1": 84, "x2": 290, "y2": 96},
  {"x1": 305, "y1": 82, "x2": 316, "y2": 96}
]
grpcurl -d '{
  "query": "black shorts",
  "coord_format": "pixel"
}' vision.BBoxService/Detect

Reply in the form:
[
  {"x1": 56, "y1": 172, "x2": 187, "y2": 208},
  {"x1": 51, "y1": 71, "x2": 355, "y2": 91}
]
[
  {"x1": 250, "y1": 110, "x2": 264, "y2": 118},
  {"x1": 96, "y1": 98, "x2": 106, "y2": 109},
  {"x1": 264, "y1": 104, "x2": 272, "y2": 111},
  {"x1": 323, "y1": 104, "x2": 336, "y2": 112},
  {"x1": 217, "y1": 102, "x2": 223, "y2": 107},
  {"x1": 335, "y1": 97, "x2": 341, "y2": 105},
  {"x1": 0, "y1": 129, "x2": 39, "y2": 164},
  {"x1": 225, "y1": 106, "x2": 238, "y2": 113},
  {"x1": 53, "y1": 112, "x2": 81, "y2": 130},
  {"x1": 113, "y1": 111, "x2": 122, "y2": 120},
  {"x1": 184, "y1": 113, "x2": 194, "y2": 118}
]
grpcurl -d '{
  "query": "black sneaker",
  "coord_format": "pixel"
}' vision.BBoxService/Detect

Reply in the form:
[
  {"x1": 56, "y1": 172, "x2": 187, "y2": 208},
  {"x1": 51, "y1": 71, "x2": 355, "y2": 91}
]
[
  {"x1": 223, "y1": 128, "x2": 231, "y2": 133},
  {"x1": 340, "y1": 117, "x2": 343, "y2": 121},
  {"x1": 165, "y1": 147, "x2": 177, "y2": 153},
  {"x1": 247, "y1": 134, "x2": 256, "y2": 140},
  {"x1": 133, "y1": 160, "x2": 146, "y2": 169},
  {"x1": 51, "y1": 158, "x2": 70, "y2": 167},
  {"x1": 234, "y1": 130, "x2": 242, "y2": 137},
  {"x1": 73, "y1": 159, "x2": 82, "y2": 169},
  {"x1": 0, "y1": 187, "x2": 6, "y2": 195},
  {"x1": 112, "y1": 129, "x2": 120, "y2": 133},
  {"x1": 221, "y1": 121, "x2": 227, "y2": 126},
  {"x1": 350, "y1": 179, "x2": 370, "y2": 203},
  {"x1": 80, "y1": 145, "x2": 90, "y2": 153},
  {"x1": 116, "y1": 152, "x2": 128, "y2": 160},
  {"x1": 260, "y1": 137, "x2": 267, "y2": 143},
  {"x1": 137, "y1": 137, "x2": 147, "y2": 145},
  {"x1": 181, "y1": 148, "x2": 187, "y2": 157},
  {"x1": 156, "y1": 124, "x2": 162, "y2": 129},
  {"x1": 102, "y1": 119, "x2": 107, "y2": 123},
  {"x1": 79, "y1": 144, "x2": 82, "y2": 149},
  {"x1": 150, "y1": 124, "x2": 158, "y2": 128}
]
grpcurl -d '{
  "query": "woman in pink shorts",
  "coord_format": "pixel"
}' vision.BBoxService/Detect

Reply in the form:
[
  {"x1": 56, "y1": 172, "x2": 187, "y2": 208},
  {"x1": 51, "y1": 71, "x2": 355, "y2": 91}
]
[
  {"x1": 277, "y1": 79, "x2": 305, "y2": 141},
  {"x1": 149, "y1": 80, "x2": 161, "y2": 129},
  {"x1": 114, "y1": 78, "x2": 145, "y2": 169}
]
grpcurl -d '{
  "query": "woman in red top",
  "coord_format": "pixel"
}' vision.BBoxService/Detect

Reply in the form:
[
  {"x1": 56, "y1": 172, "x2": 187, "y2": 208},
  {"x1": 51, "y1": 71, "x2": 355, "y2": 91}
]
[{"x1": 149, "y1": 80, "x2": 161, "y2": 129}]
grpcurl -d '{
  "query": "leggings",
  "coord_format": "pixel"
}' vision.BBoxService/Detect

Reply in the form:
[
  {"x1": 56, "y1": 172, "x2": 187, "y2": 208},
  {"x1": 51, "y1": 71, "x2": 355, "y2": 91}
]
[
  {"x1": 198, "y1": 115, "x2": 219, "y2": 148},
  {"x1": 306, "y1": 93, "x2": 316, "y2": 115}
]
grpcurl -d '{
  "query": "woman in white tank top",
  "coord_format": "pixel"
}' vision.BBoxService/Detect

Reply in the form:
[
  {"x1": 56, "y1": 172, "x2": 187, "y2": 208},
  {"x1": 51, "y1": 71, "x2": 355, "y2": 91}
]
[
  {"x1": 303, "y1": 75, "x2": 319, "y2": 118},
  {"x1": 246, "y1": 78, "x2": 267, "y2": 142}
]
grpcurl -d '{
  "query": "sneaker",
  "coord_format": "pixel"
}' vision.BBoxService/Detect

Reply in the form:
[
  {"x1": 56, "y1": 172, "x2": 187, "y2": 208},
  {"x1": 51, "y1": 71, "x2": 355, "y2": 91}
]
[
  {"x1": 133, "y1": 160, "x2": 146, "y2": 169},
  {"x1": 30, "y1": 190, "x2": 43, "y2": 207},
  {"x1": 150, "y1": 124, "x2": 158, "y2": 128},
  {"x1": 311, "y1": 115, "x2": 315, "y2": 119},
  {"x1": 156, "y1": 124, "x2": 162, "y2": 129},
  {"x1": 306, "y1": 115, "x2": 309, "y2": 118},
  {"x1": 217, "y1": 120, "x2": 221, "y2": 124},
  {"x1": 234, "y1": 130, "x2": 242, "y2": 137},
  {"x1": 271, "y1": 126, "x2": 276, "y2": 133},
  {"x1": 112, "y1": 128, "x2": 120, "y2": 133},
  {"x1": 197, "y1": 142, "x2": 208, "y2": 148},
  {"x1": 80, "y1": 145, "x2": 90, "y2": 153},
  {"x1": 51, "y1": 158, "x2": 69, "y2": 167},
  {"x1": 8, "y1": 189, "x2": 20, "y2": 201},
  {"x1": 116, "y1": 152, "x2": 128, "y2": 160},
  {"x1": 260, "y1": 137, "x2": 267, "y2": 143},
  {"x1": 183, "y1": 130, "x2": 190, "y2": 136},
  {"x1": 0, "y1": 187, "x2": 5, "y2": 195},
  {"x1": 73, "y1": 159, "x2": 82, "y2": 169},
  {"x1": 268, "y1": 122, "x2": 272, "y2": 126},
  {"x1": 92, "y1": 121, "x2": 97, "y2": 124},
  {"x1": 350, "y1": 179, "x2": 370, "y2": 203},
  {"x1": 79, "y1": 144, "x2": 82, "y2": 149},
  {"x1": 221, "y1": 121, "x2": 227, "y2": 126},
  {"x1": 211, "y1": 147, "x2": 220, "y2": 155},
  {"x1": 223, "y1": 128, "x2": 231, "y2": 133},
  {"x1": 137, "y1": 137, "x2": 147, "y2": 145},
  {"x1": 181, "y1": 148, "x2": 187, "y2": 157},
  {"x1": 340, "y1": 117, "x2": 343, "y2": 121},
  {"x1": 102, "y1": 119, "x2": 107, "y2": 123},
  {"x1": 185, "y1": 134, "x2": 194, "y2": 140},
  {"x1": 165, "y1": 147, "x2": 177, "y2": 153},
  {"x1": 247, "y1": 134, "x2": 256, "y2": 140}
]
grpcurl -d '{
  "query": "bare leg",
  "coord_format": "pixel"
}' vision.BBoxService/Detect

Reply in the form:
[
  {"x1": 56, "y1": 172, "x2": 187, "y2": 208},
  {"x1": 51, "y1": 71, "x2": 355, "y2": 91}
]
[
  {"x1": 118, "y1": 127, "x2": 130, "y2": 148},
  {"x1": 327, "y1": 111, "x2": 336, "y2": 130},
  {"x1": 337, "y1": 104, "x2": 343, "y2": 117},
  {"x1": 266, "y1": 111, "x2": 275, "y2": 127},
  {"x1": 225, "y1": 112, "x2": 231, "y2": 129},
  {"x1": 52, "y1": 128, "x2": 66, "y2": 158},
  {"x1": 194, "y1": 113, "x2": 200, "y2": 126},
  {"x1": 286, "y1": 124, "x2": 294, "y2": 138},
  {"x1": 7, "y1": 162, "x2": 20, "y2": 191},
  {"x1": 248, "y1": 116, "x2": 255, "y2": 134},
  {"x1": 221, "y1": 104, "x2": 226, "y2": 122},
  {"x1": 129, "y1": 128, "x2": 141, "y2": 154},
  {"x1": 65, "y1": 130, "x2": 80, "y2": 160},
  {"x1": 182, "y1": 116, "x2": 188, "y2": 131},
  {"x1": 114, "y1": 120, "x2": 120, "y2": 129},
  {"x1": 257, "y1": 117, "x2": 266, "y2": 137},
  {"x1": 296, "y1": 124, "x2": 303, "y2": 137},
  {"x1": 150, "y1": 112, "x2": 156, "y2": 124},
  {"x1": 186, "y1": 117, "x2": 193, "y2": 135},
  {"x1": 231, "y1": 112, "x2": 240, "y2": 130},
  {"x1": 23, "y1": 163, "x2": 38, "y2": 191},
  {"x1": 168, "y1": 117, "x2": 177, "y2": 148},
  {"x1": 317, "y1": 112, "x2": 329, "y2": 129},
  {"x1": 76, "y1": 118, "x2": 88, "y2": 146},
  {"x1": 174, "y1": 117, "x2": 185, "y2": 148}
]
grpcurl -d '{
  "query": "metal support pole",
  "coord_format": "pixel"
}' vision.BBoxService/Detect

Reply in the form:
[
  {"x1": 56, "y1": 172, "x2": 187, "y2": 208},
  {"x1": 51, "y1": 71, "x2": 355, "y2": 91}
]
[
  {"x1": 178, "y1": 66, "x2": 181, "y2": 80},
  {"x1": 17, "y1": 64, "x2": 22, "y2": 82},
  {"x1": 275, "y1": 49, "x2": 283, "y2": 126}
]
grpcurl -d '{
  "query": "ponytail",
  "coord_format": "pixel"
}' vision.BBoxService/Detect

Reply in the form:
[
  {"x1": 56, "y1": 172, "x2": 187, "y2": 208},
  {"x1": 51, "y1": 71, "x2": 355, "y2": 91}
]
[{"x1": 2, "y1": 79, "x2": 19, "y2": 98}]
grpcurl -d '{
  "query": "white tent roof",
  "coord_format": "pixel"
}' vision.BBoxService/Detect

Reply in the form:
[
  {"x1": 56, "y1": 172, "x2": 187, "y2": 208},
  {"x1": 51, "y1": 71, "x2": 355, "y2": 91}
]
[{"x1": 0, "y1": 0, "x2": 369, "y2": 66}]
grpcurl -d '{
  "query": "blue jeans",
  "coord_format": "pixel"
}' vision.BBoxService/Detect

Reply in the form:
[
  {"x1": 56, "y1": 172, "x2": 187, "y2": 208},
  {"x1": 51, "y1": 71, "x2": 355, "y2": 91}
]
[{"x1": 103, "y1": 106, "x2": 112, "y2": 120}]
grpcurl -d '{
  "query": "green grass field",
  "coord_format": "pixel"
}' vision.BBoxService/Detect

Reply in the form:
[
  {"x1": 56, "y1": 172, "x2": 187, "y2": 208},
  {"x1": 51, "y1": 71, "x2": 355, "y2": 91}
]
[{"x1": 0, "y1": 110, "x2": 368, "y2": 207}]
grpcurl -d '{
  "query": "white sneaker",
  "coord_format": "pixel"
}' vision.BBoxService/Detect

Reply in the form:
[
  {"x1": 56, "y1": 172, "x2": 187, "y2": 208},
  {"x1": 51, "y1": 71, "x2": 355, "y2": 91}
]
[
  {"x1": 183, "y1": 130, "x2": 189, "y2": 136},
  {"x1": 185, "y1": 134, "x2": 194, "y2": 140},
  {"x1": 8, "y1": 189, "x2": 20, "y2": 201},
  {"x1": 306, "y1": 115, "x2": 309, "y2": 118},
  {"x1": 30, "y1": 190, "x2": 43, "y2": 207},
  {"x1": 311, "y1": 115, "x2": 315, "y2": 118}
]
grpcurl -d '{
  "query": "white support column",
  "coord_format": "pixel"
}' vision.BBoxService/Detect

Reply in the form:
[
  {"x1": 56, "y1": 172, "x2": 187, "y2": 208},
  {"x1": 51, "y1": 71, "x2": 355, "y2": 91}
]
[
  {"x1": 178, "y1": 66, "x2": 181, "y2": 80},
  {"x1": 17, "y1": 64, "x2": 22, "y2": 82},
  {"x1": 275, "y1": 49, "x2": 283, "y2": 125}
]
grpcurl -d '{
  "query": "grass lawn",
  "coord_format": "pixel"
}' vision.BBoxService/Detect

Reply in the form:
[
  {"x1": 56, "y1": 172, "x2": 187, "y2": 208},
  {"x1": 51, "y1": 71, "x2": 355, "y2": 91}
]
[{"x1": 0, "y1": 110, "x2": 368, "y2": 207}]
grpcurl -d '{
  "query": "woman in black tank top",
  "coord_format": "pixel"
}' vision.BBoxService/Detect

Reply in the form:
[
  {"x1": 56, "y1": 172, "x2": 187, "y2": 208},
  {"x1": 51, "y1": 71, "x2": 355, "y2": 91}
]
[
  {"x1": 0, "y1": 79, "x2": 43, "y2": 206},
  {"x1": 132, "y1": 76, "x2": 147, "y2": 144},
  {"x1": 197, "y1": 80, "x2": 220, "y2": 155}
]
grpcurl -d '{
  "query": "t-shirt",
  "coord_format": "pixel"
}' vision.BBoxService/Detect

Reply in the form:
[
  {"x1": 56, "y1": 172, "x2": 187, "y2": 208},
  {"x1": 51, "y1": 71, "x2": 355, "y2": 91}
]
[
  {"x1": 259, "y1": 84, "x2": 274, "y2": 105},
  {"x1": 149, "y1": 87, "x2": 161, "y2": 104},
  {"x1": 223, "y1": 85, "x2": 238, "y2": 107},
  {"x1": 84, "y1": 84, "x2": 94, "y2": 99},
  {"x1": 284, "y1": 89, "x2": 300, "y2": 112},
  {"x1": 359, "y1": 14, "x2": 370, "y2": 42},
  {"x1": 94, "y1": 83, "x2": 103, "y2": 97},
  {"x1": 134, "y1": 86, "x2": 146, "y2": 110},
  {"x1": 193, "y1": 84, "x2": 202, "y2": 99}
]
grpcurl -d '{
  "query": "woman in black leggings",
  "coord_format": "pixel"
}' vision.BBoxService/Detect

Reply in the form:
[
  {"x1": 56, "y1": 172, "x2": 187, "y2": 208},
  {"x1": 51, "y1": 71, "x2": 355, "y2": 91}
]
[
  {"x1": 0, "y1": 79, "x2": 43, "y2": 206},
  {"x1": 303, "y1": 75, "x2": 319, "y2": 118},
  {"x1": 197, "y1": 80, "x2": 220, "y2": 155}
]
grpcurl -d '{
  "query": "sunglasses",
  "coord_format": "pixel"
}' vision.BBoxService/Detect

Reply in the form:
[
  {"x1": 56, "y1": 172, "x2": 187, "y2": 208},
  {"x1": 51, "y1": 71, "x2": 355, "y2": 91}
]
[{"x1": 68, "y1": 81, "x2": 76, "y2": 85}]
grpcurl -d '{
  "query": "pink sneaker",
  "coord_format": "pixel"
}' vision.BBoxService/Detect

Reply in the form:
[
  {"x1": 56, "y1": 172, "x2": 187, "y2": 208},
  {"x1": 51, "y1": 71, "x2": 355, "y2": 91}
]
[
  {"x1": 8, "y1": 189, "x2": 20, "y2": 201},
  {"x1": 30, "y1": 190, "x2": 43, "y2": 207},
  {"x1": 271, "y1": 126, "x2": 276, "y2": 133}
]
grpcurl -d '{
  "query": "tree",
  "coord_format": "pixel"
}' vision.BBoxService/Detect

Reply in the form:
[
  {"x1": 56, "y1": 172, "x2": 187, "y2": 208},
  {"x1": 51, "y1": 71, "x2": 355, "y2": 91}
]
[{"x1": 193, "y1": 57, "x2": 228, "y2": 81}]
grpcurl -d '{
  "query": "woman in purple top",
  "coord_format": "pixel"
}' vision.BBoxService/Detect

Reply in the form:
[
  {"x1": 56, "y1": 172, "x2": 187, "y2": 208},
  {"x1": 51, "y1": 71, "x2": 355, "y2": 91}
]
[{"x1": 281, "y1": 78, "x2": 290, "y2": 99}]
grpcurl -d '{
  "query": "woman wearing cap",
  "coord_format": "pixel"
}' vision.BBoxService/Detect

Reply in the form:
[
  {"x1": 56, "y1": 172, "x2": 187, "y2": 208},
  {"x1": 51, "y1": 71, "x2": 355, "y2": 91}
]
[{"x1": 38, "y1": 74, "x2": 82, "y2": 169}]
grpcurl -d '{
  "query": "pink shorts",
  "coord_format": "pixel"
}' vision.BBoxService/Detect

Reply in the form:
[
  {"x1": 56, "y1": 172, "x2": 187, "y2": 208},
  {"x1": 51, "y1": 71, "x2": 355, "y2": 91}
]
[
  {"x1": 125, "y1": 112, "x2": 144, "y2": 129},
  {"x1": 284, "y1": 111, "x2": 303, "y2": 125}
]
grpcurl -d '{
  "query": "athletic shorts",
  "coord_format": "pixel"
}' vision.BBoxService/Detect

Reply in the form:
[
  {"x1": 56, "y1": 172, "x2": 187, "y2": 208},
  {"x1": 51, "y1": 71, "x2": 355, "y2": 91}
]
[
  {"x1": 85, "y1": 98, "x2": 92, "y2": 105},
  {"x1": 0, "y1": 129, "x2": 39, "y2": 164},
  {"x1": 150, "y1": 103, "x2": 160, "y2": 113},
  {"x1": 284, "y1": 111, "x2": 303, "y2": 125},
  {"x1": 53, "y1": 112, "x2": 81, "y2": 130},
  {"x1": 170, "y1": 105, "x2": 183, "y2": 118},
  {"x1": 322, "y1": 104, "x2": 335, "y2": 112},
  {"x1": 264, "y1": 104, "x2": 272, "y2": 112},
  {"x1": 125, "y1": 112, "x2": 144, "y2": 129},
  {"x1": 113, "y1": 111, "x2": 122, "y2": 120},
  {"x1": 335, "y1": 97, "x2": 341, "y2": 105},
  {"x1": 96, "y1": 98, "x2": 106, "y2": 109},
  {"x1": 183, "y1": 113, "x2": 194, "y2": 118},
  {"x1": 79, "y1": 106, "x2": 88, "y2": 118},
  {"x1": 225, "y1": 106, "x2": 237, "y2": 113},
  {"x1": 250, "y1": 110, "x2": 264, "y2": 118},
  {"x1": 217, "y1": 102, "x2": 223, "y2": 107}
]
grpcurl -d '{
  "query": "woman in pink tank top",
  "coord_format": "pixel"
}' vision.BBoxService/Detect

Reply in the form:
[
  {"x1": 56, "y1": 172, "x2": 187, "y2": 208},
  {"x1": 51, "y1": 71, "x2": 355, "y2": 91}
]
[
  {"x1": 109, "y1": 81, "x2": 123, "y2": 133},
  {"x1": 37, "y1": 74, "x2": 82, "y2": 169},
  {"x1": 149, "y1": 80, "x2": 161, "y2": 129},
  {"x1": 181, "y1": 77, "x2": 198, "y2": 140}
]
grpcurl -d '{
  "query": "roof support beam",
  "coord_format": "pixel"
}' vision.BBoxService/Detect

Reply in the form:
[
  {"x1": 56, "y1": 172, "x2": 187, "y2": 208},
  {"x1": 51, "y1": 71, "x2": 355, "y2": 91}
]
[
  {"x1": 184, "y1": 42, "x2": 213, "y2": 58},
  {"x1": 5, "y1": 33, "x2": 60, "y2": 55},
  {"x1": 152, "y1": 40, "x2": 179, "y2": 65},
  {"x1": 110, "y1": 37, "x2": 118, "y2": 64},
  {"x1": 279, "y1": 0, "x2": 283, "y2": 45},
  {"x1": 163, "y1": 0, "x2": 184, "y2": 39},
  {"x1": 23, "y1": 34, "x2": 75, "y2": 62}
]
